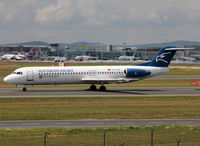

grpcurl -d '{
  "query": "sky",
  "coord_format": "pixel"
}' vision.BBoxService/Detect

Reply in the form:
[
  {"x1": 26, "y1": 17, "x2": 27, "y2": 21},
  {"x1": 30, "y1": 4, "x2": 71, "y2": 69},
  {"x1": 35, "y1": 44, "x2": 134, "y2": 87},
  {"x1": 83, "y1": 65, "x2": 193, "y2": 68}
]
[{"x1": 0, "y1": 0, "x2": 200, "y2": 44}]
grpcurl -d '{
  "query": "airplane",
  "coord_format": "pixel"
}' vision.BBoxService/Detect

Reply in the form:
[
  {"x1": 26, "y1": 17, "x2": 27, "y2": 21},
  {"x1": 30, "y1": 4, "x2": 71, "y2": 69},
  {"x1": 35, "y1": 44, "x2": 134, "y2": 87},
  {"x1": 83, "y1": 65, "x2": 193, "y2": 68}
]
[
  {"x1": 177, "y1": 56, "x2": 196, "y2": 62},
  {"x1": 74, "y1": 55, "x2": 98, "y2": 61},
  {"x1": 0, "y1": 48, "x2": 35, "y2": 60},
  {"x1": 119, "y1": 54, "x2": 135, "y2": 61},
  {"x1": 0, "y1": 54, "x2": 16, "y2": 60},
  {"x1": 54, "y1": 57, "x2": 67, "y2": 62},
  {"x1": 4, "y1": 46, "x2": 193, "y2": 92},
  {"x1": 16, "y1": 48, "x2": 35, "y2": 59}
]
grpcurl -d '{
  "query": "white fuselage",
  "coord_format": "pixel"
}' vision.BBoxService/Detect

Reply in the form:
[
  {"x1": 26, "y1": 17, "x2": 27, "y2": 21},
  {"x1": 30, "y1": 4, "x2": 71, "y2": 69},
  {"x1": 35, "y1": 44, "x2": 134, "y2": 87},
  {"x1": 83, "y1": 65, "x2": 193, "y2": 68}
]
[
  {"x1": 119, "y1": 56, "x2": 135, "y2": 61},
  {"x1": 4, "y1": 65, "x2": 169, "y2": 86},
  {"x1": 1, "y1": 54, "x2": 16, "y2": 60}
]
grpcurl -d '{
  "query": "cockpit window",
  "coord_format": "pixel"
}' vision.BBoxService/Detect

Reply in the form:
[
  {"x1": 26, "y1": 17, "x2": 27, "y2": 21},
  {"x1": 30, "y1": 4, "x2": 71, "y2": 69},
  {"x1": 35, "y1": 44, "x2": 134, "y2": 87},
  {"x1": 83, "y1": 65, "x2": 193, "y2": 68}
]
[{"x1": 14, "y1": 72, "x2": 23, "y2": 75}]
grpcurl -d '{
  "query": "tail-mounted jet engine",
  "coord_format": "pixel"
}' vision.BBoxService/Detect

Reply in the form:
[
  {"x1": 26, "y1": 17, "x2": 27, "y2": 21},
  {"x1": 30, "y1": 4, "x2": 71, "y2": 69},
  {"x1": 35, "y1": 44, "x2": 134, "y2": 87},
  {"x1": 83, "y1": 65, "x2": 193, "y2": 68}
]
[{"x1": 124, "y1": 68, "x2": 151, "y2": 78}]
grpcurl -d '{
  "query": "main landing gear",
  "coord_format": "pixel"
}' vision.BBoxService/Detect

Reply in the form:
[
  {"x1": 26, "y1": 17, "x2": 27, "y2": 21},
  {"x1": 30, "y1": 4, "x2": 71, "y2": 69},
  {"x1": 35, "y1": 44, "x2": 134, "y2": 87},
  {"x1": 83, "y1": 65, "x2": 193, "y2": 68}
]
[
  {"x1": 99, "y1": 86, "x2": 106, "y2": 91},
  {"x1": 89, "y1": 84, "x2": 107, "y2": 91},
  {"x1": 90, "y1": 85, "x2": 97, "y2": 91}
]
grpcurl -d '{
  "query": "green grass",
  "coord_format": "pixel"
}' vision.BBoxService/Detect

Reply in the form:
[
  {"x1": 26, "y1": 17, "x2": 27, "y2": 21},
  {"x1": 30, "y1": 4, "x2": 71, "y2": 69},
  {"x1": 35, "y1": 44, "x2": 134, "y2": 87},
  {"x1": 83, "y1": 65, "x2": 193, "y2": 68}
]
[
  {"x1": 0, "y1": 125, "x2": 200, "y2": 146},
  {"x1": 166, "y1": 67, "x2": 200, "y2": 75},
  {"x1": 170, "y1": 63, "x2": 200, "y2": 67},
  {"x1": 0, "y1": 96, "x2": 199, "y2": 121}
]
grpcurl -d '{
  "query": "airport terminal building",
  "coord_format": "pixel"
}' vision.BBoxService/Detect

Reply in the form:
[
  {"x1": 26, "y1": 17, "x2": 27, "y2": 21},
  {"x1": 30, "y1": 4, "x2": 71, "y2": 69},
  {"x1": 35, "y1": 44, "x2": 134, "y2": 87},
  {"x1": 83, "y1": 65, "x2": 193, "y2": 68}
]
[
  {"x1": 1, "y1": 41, "x2": 200, "y2": 61},
  {"x1": 0, "y1": 44, "x2": 50, "y2": 60}
]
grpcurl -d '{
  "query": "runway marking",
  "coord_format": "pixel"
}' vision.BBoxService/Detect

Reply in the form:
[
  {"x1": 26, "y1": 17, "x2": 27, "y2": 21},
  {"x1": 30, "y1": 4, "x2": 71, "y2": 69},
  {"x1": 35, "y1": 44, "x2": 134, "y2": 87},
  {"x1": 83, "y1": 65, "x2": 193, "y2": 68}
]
[
  {"x1": 55, "y1": 123, "x2": 72, "y2": 125},
  {"x1": 87, "y1": 122, "x2": 104, "y2": 125},
  {"x1": 21, "y1": 123, "x2": 40, "y2": 126}
]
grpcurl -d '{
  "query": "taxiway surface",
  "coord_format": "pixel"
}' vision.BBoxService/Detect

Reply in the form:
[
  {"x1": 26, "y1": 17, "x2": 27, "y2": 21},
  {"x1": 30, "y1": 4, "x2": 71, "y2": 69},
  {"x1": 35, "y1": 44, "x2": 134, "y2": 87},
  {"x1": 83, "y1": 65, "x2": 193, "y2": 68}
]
[
  {"x1": 0, "y1": 119, "x2": 199, "y2": 128},
  {"x1": 0, "y1": 87, "x2": 200, "y2": 97}
]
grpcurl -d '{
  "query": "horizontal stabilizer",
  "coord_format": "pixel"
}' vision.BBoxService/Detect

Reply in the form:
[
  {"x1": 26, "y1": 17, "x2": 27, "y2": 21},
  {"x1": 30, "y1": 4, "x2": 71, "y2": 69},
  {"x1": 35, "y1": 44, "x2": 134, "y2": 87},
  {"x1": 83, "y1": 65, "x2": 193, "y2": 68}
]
[{"x1": 165, "y1": 48, "x2": 194, "y2": 51}]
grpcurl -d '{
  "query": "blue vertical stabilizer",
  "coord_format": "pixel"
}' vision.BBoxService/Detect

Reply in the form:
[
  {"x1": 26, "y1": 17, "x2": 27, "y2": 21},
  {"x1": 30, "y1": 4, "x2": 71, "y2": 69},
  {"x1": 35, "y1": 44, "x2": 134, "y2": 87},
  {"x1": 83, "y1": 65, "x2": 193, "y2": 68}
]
[{"x1": 138, "y1": 46, "x2": 177, "y2": 67}]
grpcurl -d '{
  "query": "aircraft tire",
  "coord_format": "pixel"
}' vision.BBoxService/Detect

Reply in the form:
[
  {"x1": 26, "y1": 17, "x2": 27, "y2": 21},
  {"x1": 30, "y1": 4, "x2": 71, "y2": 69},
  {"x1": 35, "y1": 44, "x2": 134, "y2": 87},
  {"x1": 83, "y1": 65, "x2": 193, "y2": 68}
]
[
  {"x1": 99, "y1": 86, "x2": 106, "y2": 91},
  {"x1": 22, "y1": 87, "x2": 27, "y2": 92},
  {"x1": 90, "y1": 85, "x2": 96, "y2": 91}
]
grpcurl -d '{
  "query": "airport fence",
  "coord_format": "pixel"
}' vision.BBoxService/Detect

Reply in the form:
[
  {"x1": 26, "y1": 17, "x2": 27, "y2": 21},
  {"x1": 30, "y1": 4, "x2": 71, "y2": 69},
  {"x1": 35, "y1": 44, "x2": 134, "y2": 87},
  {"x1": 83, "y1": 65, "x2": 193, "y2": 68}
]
[
  {"x1": 1, "y1": 126, "x2": 197, "y2": 145},
  {"x1": 41, "y1": 128, "x2": 181, "y2": 146}
]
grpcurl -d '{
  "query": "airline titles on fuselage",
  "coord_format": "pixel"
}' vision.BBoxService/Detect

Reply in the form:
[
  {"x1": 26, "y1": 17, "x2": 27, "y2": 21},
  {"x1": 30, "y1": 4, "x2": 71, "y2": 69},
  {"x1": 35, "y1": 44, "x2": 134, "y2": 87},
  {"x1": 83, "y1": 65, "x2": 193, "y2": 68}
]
[{"x1": 38, "y1": 68, "x2": 123, "y2": 79}]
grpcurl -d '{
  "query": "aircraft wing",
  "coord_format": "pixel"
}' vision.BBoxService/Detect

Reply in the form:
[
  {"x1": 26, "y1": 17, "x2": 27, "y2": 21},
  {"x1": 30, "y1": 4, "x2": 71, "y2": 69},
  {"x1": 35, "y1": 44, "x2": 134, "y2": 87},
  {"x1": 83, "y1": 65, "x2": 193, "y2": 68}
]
[{"x1": 81, "y1": 78, "x2": 138, "y2": 84}]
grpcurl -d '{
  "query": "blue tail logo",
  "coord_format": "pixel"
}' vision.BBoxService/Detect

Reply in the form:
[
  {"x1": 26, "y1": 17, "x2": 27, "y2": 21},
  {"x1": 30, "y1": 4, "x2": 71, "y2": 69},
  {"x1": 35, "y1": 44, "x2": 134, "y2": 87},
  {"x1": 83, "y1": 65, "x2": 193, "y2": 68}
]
[{"x1": 155, "y1": 51, "x2": 172, "y2": 64}]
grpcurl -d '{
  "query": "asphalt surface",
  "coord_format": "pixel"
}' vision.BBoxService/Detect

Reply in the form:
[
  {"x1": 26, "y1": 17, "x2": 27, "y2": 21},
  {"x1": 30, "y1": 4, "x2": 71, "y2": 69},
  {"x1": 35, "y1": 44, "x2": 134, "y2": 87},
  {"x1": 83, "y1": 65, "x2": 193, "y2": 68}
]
[
  {"x1": 0, "y1": 87, "x2": 200, "y2": 97},
  {"x1": 0, "y1": 119, "x2": 199, "y2": 128}
]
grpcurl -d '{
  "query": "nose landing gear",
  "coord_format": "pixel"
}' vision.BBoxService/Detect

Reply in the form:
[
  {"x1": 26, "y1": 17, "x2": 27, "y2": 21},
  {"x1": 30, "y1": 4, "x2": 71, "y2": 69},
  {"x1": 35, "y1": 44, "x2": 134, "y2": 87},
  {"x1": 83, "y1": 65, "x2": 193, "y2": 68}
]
[
  {"x1": 22, "y1": 87, "x2": 27, "y2": 92},
  {"x1": 17, "y1": 85, "x2": 27, "y2": 92}
]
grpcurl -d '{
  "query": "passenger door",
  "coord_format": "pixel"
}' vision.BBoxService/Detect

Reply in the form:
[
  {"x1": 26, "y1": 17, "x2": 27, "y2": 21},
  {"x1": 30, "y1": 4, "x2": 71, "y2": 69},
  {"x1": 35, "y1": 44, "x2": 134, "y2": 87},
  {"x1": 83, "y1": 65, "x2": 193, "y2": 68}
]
[{"x1": 27, "y1": 68, "x2": 34, "y2": 81}]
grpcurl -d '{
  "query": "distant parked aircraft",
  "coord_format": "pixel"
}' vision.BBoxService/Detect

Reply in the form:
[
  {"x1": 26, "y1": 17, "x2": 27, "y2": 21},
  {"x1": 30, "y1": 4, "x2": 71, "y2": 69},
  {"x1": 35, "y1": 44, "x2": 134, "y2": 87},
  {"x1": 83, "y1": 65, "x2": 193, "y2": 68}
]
[
  {"x1": 0, "y1": 48, "x2": 35, "y2": 60},
  {"x1": 0, "y1": 54, "x2": 16, "y2": 60},
  {"x1": 119, "y1": 54, "x2": 135, "y2": 61},
  {"x1": 177, "y1": 56, "x2": 196, "y2": 61},
  {"x1": 54, "y1": 57, "x2": 67, "y2": 62},
  {"x1": 4, "y1": 46, "x2": 193, "y2": 92},
  {"x1": 74, "y1": 55, "x2": 98, "y2": 61}
]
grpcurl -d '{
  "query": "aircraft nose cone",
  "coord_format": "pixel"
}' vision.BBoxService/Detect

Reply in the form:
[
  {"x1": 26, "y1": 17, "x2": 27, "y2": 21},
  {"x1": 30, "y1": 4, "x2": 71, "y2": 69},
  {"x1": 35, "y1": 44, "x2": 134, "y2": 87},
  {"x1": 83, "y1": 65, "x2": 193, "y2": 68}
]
[{"x1": 4, "y1": 76, "x2": 11, "y2": 83}]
